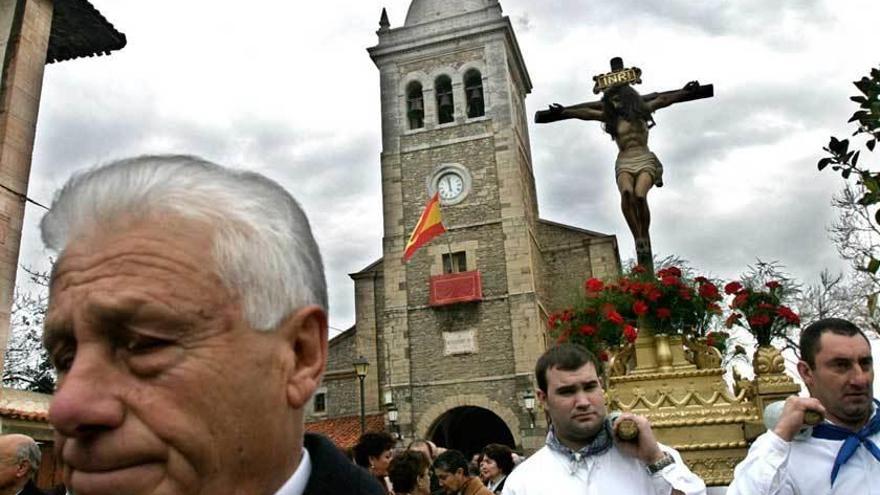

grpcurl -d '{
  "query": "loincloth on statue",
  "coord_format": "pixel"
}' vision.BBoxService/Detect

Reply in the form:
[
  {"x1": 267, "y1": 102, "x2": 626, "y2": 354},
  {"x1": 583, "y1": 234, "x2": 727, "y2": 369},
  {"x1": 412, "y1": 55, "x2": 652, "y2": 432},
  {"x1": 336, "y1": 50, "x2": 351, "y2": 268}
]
[{"x1": 615, "y1": 151, "x2": 663, "y2": 187}]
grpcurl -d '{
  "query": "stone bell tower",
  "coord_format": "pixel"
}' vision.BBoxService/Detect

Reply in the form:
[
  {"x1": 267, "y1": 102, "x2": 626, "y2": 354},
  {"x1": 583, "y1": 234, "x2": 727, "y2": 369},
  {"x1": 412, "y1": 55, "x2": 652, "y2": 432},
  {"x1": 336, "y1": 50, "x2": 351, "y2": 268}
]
[
  {"x1": 315, "y1": 0, "x2": 619, "y2": 454},
  {"x1": 359, "y1": 0, "x2": 622, "y2": 452}
]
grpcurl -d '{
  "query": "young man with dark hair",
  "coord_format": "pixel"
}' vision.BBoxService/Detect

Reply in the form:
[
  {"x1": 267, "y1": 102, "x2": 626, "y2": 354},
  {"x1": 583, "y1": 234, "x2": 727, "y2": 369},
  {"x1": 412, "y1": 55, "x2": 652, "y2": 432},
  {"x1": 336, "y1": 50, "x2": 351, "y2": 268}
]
[
  {"x1": 433, "y1": 450, "x2": 493, "y2": 495},
  {"x1": 503, "y1": 343, "x2": 705, "y2": 494},
  {"x1": 729, "y1": 317, "x2": 877, "y2": 494}
]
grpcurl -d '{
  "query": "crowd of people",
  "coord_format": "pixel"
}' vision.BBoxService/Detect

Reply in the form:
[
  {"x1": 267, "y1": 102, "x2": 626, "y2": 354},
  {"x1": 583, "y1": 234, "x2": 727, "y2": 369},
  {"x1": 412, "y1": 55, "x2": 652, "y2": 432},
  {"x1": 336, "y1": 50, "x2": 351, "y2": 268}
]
[
  {"x1": 350, "y1": 433, "x2": 518, "y2": 495},
  {"x1": 18, "y1": 155, "x2": 876, "y2": 494}
]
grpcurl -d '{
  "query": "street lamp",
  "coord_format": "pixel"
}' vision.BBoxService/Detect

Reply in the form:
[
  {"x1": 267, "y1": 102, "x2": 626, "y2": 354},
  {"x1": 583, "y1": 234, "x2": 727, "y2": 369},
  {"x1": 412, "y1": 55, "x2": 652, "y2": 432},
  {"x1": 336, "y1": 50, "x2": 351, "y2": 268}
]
[
  {"x1": 353, "y1": 356, "x2": 370, "y2": 434},
  {"x1": 386, "y1": 402, "x2": 399, "y2": 439},
  {"x1": 523, "y1": 390, "x2": 536, "y2": 428}
]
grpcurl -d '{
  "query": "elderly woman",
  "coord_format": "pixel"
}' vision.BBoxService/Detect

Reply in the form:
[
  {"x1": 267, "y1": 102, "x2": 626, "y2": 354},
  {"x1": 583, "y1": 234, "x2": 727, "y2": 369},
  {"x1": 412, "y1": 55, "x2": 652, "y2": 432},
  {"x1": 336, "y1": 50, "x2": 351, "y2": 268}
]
[
  {"x1": 354, "y1": 432, "x2": 397, "y2": 494},
  {"x1": 388, "y1": 451, "x2": 431, "y2": 495},
  {"x1": 479, "y1": 444, "x2": 515, "y2": 494}
]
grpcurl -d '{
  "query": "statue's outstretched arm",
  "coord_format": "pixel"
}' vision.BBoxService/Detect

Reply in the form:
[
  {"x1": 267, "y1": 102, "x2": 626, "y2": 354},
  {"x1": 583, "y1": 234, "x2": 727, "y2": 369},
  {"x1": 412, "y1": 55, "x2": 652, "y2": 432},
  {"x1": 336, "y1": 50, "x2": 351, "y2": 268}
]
[{"x1": 647, "y1": 81, "x2": 701, "y2": 111}]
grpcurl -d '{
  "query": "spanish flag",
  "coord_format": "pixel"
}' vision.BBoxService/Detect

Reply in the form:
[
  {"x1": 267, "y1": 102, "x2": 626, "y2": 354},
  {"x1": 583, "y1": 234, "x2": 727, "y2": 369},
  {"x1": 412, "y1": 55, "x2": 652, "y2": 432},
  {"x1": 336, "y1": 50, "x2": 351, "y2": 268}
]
[{"x1": 403, "y1": 192, "x2": 446, "y2": 262}]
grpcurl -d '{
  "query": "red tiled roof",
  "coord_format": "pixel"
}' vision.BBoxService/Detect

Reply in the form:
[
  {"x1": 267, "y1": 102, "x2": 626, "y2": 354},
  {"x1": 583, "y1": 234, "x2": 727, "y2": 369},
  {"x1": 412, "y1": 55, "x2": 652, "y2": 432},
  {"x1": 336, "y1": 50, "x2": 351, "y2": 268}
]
[
  {"x1": 0, "y1": 407, "x2": 48, "y2": 422},
  {"x1": 305, "y1": 414, "x2": 386, "y2": 450}
]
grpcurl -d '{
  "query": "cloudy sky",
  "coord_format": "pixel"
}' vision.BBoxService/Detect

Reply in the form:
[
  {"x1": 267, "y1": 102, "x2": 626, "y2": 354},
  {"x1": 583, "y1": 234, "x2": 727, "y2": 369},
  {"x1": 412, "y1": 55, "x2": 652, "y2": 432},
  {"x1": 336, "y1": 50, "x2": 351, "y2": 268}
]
[{"x1": 21, "y1": 0, "x2": 880, "y2": 342}]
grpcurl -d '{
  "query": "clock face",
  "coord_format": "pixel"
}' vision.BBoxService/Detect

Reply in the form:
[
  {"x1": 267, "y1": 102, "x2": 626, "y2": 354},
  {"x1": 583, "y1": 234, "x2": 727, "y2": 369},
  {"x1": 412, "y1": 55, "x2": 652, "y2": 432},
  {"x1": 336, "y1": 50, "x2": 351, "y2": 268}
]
[{"x1": 437, "y1": 172, "x2": 464, "y2": 201}]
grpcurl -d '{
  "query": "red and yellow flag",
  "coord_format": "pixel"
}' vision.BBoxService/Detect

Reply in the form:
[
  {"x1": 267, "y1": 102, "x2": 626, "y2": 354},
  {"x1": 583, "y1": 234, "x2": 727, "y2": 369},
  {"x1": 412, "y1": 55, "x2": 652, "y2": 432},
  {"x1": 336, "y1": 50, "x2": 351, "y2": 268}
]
[{"x1": 403, "y1": 192, "x2": 446, "y2": 262}]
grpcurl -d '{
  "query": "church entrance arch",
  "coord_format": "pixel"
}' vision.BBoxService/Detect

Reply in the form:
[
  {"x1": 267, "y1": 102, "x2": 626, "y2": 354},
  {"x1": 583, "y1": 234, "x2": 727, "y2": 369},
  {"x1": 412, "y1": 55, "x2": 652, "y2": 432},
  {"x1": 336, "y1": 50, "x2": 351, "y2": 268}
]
[{"x1": 429, "y1": 406, "x2": 516, "y2": 457}]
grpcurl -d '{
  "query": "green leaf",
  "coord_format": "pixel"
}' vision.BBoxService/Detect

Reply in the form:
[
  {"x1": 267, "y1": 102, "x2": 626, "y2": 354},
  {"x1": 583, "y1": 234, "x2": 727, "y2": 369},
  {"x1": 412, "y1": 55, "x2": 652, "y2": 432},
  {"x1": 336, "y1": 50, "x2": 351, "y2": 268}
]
[
  {"x1": 818, "y1": 157, "x2": 832, "y2": 170},
  {"x1": 843, "y1": 168, "x2": 852, "y2": 179},
  {"x1": 852, "y1": 96, "x2": 869, "y2": 105},
  {"x1": 853, "y1": 150, "x2": 861, "y2": 166},
  {"x1": 868, "y1": 258, "x2": 880, "y2": 275},
  {"x1": 868, "y1": 139, "x2": 877, "y2": 152},
  {"x1": 875, "y1": 207, "x2": 880, "y2": 225},
  {"x1": 849, "y1": 110, "x2": 869, "y2": 123}
]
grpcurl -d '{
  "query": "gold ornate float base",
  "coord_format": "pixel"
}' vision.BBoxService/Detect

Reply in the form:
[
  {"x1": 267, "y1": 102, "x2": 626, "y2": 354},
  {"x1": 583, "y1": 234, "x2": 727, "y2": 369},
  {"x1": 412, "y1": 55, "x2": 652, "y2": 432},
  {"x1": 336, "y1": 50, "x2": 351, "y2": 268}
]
[{"x1": 606, "y1": 333, "x2": 798, "y2": 485}]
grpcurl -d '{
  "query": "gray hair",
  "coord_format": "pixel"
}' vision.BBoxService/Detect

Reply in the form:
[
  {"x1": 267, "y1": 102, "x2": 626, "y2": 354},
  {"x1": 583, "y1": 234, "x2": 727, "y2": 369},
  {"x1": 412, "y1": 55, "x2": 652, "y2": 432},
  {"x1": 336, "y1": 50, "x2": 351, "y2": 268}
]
[
  {"x1": 40, "y1": 155, "x2": 327, "y2": 330},
  {"x1": 16, "y1": 439, "x2": 39, "y2": 478}
]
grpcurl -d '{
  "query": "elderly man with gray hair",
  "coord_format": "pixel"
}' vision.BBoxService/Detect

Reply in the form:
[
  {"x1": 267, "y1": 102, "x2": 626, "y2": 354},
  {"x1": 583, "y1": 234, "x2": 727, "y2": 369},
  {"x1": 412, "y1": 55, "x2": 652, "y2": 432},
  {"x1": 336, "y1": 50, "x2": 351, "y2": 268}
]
[
  {"x1": 0, "y1": 434, "x2": 44, "y2": 495},
  {"x1": 40, "y1": 155, "x2": 384, "y2": 495}
]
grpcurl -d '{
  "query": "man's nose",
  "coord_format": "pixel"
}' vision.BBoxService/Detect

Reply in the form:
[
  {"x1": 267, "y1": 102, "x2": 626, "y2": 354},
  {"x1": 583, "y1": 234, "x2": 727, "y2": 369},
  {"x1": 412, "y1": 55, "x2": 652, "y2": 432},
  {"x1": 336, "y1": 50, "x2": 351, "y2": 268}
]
[
  {"x1": 573, "y1": 390, "x2": 593, "y2": 408},
  {"x1": 49, "y1": 346, "x2": 125, "y2": 438},
  {"x1": 848, "y1": 365, "x2": 873, "y2": 389}
]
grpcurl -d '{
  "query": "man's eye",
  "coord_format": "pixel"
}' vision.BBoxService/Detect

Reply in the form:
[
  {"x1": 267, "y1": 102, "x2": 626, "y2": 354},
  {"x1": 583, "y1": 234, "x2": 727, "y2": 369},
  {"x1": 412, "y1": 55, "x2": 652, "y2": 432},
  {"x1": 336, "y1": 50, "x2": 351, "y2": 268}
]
[
  {"x1": 124, "y1": 335, "x2": 172, "y2": 353},
  {"x1": 51, "y1": 347, "x2": 76, "y2": 372}
]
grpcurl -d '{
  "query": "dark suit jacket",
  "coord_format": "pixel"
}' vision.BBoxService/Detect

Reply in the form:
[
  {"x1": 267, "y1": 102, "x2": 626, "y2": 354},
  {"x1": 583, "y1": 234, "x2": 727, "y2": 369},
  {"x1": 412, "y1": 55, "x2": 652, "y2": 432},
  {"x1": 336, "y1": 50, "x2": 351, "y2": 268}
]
[
  {"x1": 21, "y1": 479, "x2": 50, "y2": 495},
  {"x1": 303, "y1": 433, "x2": 385, "y2": 495}
]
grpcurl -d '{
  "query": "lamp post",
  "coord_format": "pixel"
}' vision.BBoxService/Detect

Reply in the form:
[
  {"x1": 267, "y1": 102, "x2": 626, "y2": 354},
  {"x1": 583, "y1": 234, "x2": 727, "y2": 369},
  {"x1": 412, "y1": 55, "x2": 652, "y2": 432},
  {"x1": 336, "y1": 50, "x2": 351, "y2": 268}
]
[
  {"x1": 523, "y1": 390, "x2": 536, "y2": 428},
  {"x1": 353, "y1": 356, "x2": 370, "y2": 435},
  {"x1": 386, "y1": 402, "x2": 399, "y2": 440}
]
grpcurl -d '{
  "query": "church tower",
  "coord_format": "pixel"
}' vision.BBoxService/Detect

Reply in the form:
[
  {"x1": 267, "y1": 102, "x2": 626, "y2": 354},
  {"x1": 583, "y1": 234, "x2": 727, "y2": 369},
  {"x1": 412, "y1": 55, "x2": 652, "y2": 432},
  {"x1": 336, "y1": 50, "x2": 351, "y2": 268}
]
[
  {"x1": 364, "y1": 0, "x2": 620, "y2": 452},
  {"x1": 303, "y1": 0, "x2": 619, "y2": 454}
]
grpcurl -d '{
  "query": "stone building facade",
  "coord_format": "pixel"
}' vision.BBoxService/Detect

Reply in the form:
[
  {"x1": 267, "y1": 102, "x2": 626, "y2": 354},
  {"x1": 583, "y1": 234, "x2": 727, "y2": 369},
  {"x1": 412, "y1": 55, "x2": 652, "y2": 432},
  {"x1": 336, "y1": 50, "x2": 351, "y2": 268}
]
[{"x1": 305, "y1": 0, "x2": 620, "y2": 455}]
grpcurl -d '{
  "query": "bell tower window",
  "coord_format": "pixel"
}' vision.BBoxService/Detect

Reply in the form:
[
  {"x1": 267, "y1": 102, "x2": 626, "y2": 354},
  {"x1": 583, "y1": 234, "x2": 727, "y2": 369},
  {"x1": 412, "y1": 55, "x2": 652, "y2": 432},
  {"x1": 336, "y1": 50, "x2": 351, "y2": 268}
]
[
  {"x1": 465, "y1": 69, "x2": 485, "y2": 118},
  {"x1": 406, "y1": 81, "x2": 424, "y2": 129},
  {"x1": 435, "y1": 75, "x2": 455, "y2": 124}
]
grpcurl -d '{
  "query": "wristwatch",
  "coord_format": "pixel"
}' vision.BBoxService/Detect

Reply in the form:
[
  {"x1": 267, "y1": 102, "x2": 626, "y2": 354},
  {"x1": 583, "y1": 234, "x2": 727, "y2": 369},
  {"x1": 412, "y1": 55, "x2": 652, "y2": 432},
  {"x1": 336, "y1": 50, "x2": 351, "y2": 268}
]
[{"x1": 647, "y1": 452, "x2": 675, "y2": 474}]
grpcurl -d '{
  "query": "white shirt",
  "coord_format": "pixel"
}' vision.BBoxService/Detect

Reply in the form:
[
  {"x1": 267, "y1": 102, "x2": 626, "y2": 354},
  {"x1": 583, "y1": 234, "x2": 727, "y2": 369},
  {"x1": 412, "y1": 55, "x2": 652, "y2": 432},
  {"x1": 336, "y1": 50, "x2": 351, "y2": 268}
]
[
  {"x1": 727, "y1": 427, "x2": 880, "y2": 494},
  {"x1": 486, "y1": 474, "x2": 507, "y2": 492},
  {"x1": 501, "y1": 442, "x2": 706, "y2": 495},
  {"x1": 274, "y1": 448, "x2": 312, "y2": 495}
]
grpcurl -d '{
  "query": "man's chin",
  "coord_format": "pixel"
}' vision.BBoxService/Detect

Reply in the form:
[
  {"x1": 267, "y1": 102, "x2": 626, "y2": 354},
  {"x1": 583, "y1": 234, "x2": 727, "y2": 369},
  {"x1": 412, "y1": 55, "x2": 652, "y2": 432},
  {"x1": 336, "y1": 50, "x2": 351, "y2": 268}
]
[{"x1": 69, "y1": 463, "x2": 166, "y2": 495}]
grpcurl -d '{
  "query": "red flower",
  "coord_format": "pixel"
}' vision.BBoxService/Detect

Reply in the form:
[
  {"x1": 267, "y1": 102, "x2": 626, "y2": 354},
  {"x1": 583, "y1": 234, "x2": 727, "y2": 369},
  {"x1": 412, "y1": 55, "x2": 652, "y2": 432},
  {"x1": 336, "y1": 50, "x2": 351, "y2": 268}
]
[
  {"x1": 724, "y1": 313, "x2": 741, "y2": 328},
  {"x1": 646, "y1": 289, "x2": 663, "y2": 302},
  {"x1": 623, "y1": 325, "x2": 638, "y2": 343},
  {"x1": 579, "y1": 324, "x2": 598, "y2": 336},
  {"x1": 706, "y1": 335, "x2": 716, "y2": 347},
  {"x1": 599, "y1": 350, "x2": 610, "y2": 362},
  {"x1": 748, "y1": 314, "x2": 772, "y2": 328},
  {"x1": 661, "y1": 275, "x2": 679, "y2": 287},
  {"x1": 707, "y1": 302, "x2": 722, "y2": 314},
  {"x1": 765, "y1": 281, "x2": 782, "y2": 290},
  {"x1": 606, "y1": 310, "x2": 625, "y2": 325},
  {"x1": 658, "y1": 267, "x2": 682, "y2": 278},
  {"x1": 732, "y1": 292, "x2": 749, "y2": 308},
  {"x1": 561, "y1": 310, "x2": 573, "y2": 322},
  {"x1": 556, "y1": 329, "x2": 571, "y2": 344},
  {"x1": 758, "y1": 302, "x2": 775, "y2": 311},
  {"x1": 632, "y1": 265, "x2": 648, "y2": 274},
  {"x1": 679, "y1": 288, "x2": 693, "y2": 301},
  {"x1": 698, "y1": 283, "x2": 720, "y2": 300},
  {"x1": 776, "y1": 306, "x2": 800, "y2": 325},
  {"x1": 694, "y1": 276, "x2": 709, "y2": 284},
  {"x1": 724, "y1": 281, "x2": 744, "y2": 295},
  {"x1": 632, "y1": 300, "x2": 649, "y2": 316},
  {"x1": 656, "y1": 307, "x2": 672, "y2": 319},
  {"x1": 548, "y1": 314, "x2": 559, "y2": 328},
  {"x1": 584, "y1": 278, "x2": 605, "y2": 293}
]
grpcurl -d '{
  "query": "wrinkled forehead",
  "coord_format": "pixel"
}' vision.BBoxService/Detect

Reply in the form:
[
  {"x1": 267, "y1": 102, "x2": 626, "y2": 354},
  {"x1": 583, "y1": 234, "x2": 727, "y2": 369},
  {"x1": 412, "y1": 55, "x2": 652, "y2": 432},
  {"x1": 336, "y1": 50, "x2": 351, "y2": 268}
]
[
  {"x1": 50, "y1": 213, "x2": 218, "y2": 281},
  {"x1": 816, "y1": 331, "x2": 873, "y2": 360}
]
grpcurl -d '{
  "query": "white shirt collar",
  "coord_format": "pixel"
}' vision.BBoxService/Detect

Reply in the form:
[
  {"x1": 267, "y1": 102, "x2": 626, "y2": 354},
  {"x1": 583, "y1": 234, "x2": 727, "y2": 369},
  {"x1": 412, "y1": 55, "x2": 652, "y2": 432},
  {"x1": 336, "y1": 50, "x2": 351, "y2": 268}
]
[{"x1": 274, "y1": 448, "x2": 311, "y2": 495}]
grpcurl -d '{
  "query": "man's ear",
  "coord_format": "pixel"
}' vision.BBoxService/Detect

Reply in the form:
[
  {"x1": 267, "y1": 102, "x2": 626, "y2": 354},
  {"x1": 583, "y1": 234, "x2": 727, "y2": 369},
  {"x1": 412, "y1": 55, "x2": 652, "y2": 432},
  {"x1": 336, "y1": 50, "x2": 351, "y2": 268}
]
[
  {"x1": 797, "y1": 360, "x2": 814, "y2": 388},
  {"x1": 536, "y1": 388, "x2": 547, "y2": 406},
  {"x1": 15, "y1": 459, "x2": 30, "y2": 479},
  {"x1": 280, "y1": 305, "x2": 328, "y2": 409}
]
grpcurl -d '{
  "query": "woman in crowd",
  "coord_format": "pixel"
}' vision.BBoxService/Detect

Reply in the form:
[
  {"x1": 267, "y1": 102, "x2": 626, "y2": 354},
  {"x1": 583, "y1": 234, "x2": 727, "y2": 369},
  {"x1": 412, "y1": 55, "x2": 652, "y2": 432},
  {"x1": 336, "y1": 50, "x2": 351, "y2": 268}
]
[
  {"x1": 388, "y1": 450, "x2": 432, "y2": 495},
  {"x1": 354, "y1": 431, "x2": 396, "y2": 494},
  {"x1": 479, "y1": 444, "x2": 514, "y2": 494}
]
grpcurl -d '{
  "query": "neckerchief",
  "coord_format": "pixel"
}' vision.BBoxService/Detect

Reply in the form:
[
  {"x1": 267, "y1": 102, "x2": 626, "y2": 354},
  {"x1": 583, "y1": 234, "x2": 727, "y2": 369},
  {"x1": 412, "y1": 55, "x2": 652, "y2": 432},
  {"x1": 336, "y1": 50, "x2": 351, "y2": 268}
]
[
  {"x1": 545, "y1": 422, "x2": 613, "y2": 474},
  {"x1": 811, "y1": 399, "x2": 880, "y2": 485}
]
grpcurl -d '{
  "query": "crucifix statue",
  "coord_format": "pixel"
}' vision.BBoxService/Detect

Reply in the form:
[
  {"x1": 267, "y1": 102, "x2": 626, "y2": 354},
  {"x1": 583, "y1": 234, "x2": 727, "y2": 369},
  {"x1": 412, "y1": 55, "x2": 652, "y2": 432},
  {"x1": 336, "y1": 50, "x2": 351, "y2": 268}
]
[{"x1": 536, "y1": 57, "x2": 713, "y2": 272}]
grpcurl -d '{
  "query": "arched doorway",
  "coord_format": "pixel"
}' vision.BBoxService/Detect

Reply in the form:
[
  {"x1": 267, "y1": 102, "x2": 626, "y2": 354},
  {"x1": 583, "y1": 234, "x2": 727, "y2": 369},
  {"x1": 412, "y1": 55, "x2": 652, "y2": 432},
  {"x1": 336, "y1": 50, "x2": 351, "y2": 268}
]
[{"x1": 429, "y1": 406, "x2": 515, "y2": 457}]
